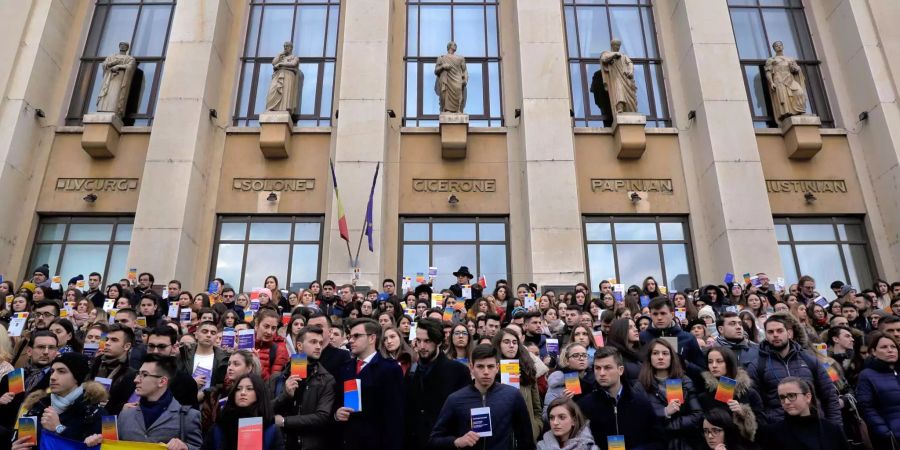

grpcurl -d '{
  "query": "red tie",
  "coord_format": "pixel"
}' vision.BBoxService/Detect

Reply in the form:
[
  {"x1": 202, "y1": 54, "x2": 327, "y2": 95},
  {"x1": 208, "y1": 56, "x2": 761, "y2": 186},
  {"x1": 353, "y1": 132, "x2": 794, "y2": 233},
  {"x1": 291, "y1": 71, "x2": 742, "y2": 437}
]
[{"x1": 356, "y1": 359, "x2": 364, "y2": 374}]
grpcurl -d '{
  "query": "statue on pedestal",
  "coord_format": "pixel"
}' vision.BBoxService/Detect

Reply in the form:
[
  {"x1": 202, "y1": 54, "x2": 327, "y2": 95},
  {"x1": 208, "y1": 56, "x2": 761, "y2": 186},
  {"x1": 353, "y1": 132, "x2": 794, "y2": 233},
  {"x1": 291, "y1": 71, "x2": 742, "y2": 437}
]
[
  {"x1": 96, "y1": 42, "x2": 136, "y2": 118},
  {"x1": 435, "y1": 41, "x2": 468, "y2": 114},
  {"x1": 765, "y1": 40, "x2": 807, "y2": 121},
  {"x1": 599, "y1": 39, "x2": 638, "y2": 114},
  {"x1": 265, "y1": 41, "x2": 303, "y2": 115}
]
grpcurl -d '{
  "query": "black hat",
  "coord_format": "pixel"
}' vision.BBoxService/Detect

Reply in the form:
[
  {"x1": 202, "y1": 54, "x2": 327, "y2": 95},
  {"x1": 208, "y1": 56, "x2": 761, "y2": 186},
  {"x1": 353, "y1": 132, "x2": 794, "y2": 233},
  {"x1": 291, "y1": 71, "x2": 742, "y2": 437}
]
[
  {"x1": 414, "y1": 284, "x2": 433, "y2": 298},
  {"x1": 68, "y1": 274, "x2": 84, "y2": 286},
  {"x1": 452, "y1": 266, "x2": 474, "y2": 279},
  {"x1": 33, "y1": 264, "x2": 49, "y2": 278},
  {"x1": 53, "y1": 353, "x2": 90, "y2": 384}
]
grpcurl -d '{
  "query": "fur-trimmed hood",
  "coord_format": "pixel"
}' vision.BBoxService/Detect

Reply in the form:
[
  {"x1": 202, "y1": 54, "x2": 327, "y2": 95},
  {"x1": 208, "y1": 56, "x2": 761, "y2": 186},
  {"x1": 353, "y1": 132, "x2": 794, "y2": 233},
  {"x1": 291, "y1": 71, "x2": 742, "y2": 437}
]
[
  {"x1": 21, "y1": 380, "x2": 109, "y2": 412},
  {"x1": 701, "y1": 369, "x2": 754, "y2": 397}
]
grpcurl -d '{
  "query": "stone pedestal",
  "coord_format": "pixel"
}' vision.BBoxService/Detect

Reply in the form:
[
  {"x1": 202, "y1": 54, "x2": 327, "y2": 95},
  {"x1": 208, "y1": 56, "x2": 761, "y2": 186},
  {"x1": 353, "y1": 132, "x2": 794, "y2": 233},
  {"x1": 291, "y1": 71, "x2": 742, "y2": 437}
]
[
  {"x1": 439, "y1": 113, "x2": 469, "y2": 159},
  {"x1": 780, "y1": 114, "x2": 822, "y2": 160},
  {"x1": 81, "y1": 112, "x2": 123, "y2": 158},
  {"x1": 613, "y1": 113, "x2": 647, "y2": 159},
  {"x1": 258, "y1": 111, "x2": 293, "y2": 159}
]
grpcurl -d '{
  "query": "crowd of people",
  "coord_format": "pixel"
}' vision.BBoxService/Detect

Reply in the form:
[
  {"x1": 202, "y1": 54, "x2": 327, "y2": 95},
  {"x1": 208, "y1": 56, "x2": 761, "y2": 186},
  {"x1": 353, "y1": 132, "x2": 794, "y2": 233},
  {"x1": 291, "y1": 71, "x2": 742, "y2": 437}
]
[{"x1": 0, "y1": 262, "x2": 898, "y2": 450}]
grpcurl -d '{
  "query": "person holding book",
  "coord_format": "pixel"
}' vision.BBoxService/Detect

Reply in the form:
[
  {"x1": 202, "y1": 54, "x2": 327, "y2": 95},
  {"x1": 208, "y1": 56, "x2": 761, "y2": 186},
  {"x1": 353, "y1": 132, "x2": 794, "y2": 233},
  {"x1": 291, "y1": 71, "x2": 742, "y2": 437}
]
[
  {"x1": 696, "y1": 347, "x2": 763, "y2": 443},
  {"x1": 0, "y1": 331, "x2": 58, "y2": 442},
  {"x1": 272, "y1": 325, "x2": 335, "y2": 450},
  {"x1": 638, "y1": 338, "x2": 703, "y2": 450},
  {"x1": 429, "y1": 344, "x2": 536, "y2": 450},
  {"x1": 203, "y1": 373, "x2": 283, "y2": 449},
  {"x1": 12, "y1": 353, "x2": 107, "y2": 449},
  {"x1": 543, "y1": 342, "x2": 595, "y2": 419},
  {"x1": 84, "y1": 353, "x2": 202, "y2": 450},
  {"x1": 492, "y1": 327, "x2": 543, "y2": 440},
  {"x1": 334, "y1": 318, "x2": 405, "y2": 450},
  {"x1": 86, "y1": 323, "x2": 137, "y2": 415}
]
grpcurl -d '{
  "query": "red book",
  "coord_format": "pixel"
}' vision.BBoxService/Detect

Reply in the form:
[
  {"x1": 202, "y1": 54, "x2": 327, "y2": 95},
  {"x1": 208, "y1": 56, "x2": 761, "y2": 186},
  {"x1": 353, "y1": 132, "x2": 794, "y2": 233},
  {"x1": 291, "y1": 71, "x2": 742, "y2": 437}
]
[{"x1": 237, "y1": 417, "x2": 263, "y2": 450}]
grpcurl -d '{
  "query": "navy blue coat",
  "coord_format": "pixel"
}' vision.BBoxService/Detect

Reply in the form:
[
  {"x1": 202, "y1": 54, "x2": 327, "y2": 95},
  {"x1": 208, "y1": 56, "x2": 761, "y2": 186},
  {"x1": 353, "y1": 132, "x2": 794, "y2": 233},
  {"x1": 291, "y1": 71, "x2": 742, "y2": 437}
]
[
  {"x1": 335, "y1": 352, "x2": 405, "y2": 450},
  {"x1": 429, "y1": 382, "x2": 536, "y2": 450},
  {"x1": 747, "y1": 340, "x2": 842, "y2": 427},
  {"x1": 404, "y1": 352, "x2": 471, "y2": 450},
  {"x1": 856, "y1": 357, "x2": 900, "y2": 443},
  {"x1": 640, "y1": 323, "x2": 706, "y2": 378},
  {"x1": 577, "y1": 381, "x2": 664, "y2": 450}
]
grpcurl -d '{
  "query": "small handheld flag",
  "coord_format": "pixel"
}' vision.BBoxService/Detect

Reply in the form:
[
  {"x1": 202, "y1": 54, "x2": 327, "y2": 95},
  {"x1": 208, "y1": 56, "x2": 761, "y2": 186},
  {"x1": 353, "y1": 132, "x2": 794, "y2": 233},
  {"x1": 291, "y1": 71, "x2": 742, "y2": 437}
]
[{"x1": 344, "y1": 379, "x2": 362, "y2": 411}]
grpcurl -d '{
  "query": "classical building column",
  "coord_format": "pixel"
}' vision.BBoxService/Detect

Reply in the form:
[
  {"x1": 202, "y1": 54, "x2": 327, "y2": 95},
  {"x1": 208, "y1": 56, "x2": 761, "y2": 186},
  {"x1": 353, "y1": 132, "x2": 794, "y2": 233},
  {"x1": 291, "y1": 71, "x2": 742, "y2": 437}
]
[
  {"x1": 510, "y1": 0, "x2": 586, "y2": 286},
  {"x1": 324, "y1": 0, "x2": 391, "y2": 286},
  {"x1": 805, "y1": 0, "x2": 900, "y2": 278},
  {"x1": 126, "y1": 1, "x2": 234, "y2": 284},
  {"x1": 656, "y1": 0, "x2": 783, "y2": 280},
  {"x1": 0, "y1": 0, "x2": 86, "y2": 278}
]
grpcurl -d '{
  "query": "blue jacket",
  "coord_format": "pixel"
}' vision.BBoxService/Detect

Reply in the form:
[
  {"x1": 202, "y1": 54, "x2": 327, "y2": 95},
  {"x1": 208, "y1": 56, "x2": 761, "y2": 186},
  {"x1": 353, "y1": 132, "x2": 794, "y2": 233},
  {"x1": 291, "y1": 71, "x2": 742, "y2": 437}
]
[
  {"x1": 336, "y1": 352, "x2": 405, "y2": 450},
  {"x1": 429, "y1": 382, "x2": 536, "y2": 450},
  {"x1": 747, "y1": 340, "x2": 842, "y2": 427},
  {"x1": 856, "y1": 357, "x2": 900, "y2": 442},
  {"x1": 640, "y1": 323, "x2": 706, "y2": 378},
  {"x1": 577, "y1": 381, "x2": 663, "y2": 450}
]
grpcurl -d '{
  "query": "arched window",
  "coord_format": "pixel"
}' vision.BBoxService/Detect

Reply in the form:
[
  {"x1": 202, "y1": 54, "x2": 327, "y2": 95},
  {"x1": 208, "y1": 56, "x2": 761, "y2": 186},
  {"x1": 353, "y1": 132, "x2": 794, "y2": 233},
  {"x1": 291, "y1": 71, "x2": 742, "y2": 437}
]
[
  {"x1": 66, "y1": 0, "x2": 176, "y2": 126},
  {"x1": 563, "y1": 0, "x2": 670, "y2": 127},
  {"x1": 233, "y1": 0, "x2": 340, "y2": 127},
  {"x1": 405, "y1": 0, "x2": 503, "y2": 127},
  {"x1": 728, "y1": 0, "x2": 832, "y2": 127}
]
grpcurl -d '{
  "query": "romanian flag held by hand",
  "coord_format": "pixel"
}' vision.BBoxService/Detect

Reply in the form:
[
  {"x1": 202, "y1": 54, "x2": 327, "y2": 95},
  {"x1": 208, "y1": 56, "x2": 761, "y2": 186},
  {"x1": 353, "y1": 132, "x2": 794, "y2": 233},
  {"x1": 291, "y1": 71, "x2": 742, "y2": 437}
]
[{"x1": 330, "y1": 160, "x2": 350, "y2": 242}]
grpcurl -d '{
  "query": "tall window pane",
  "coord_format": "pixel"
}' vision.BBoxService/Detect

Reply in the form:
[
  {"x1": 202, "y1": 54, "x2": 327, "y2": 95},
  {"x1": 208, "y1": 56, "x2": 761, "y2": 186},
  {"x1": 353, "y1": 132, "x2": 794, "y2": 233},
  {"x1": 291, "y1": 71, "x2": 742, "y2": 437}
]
[
  {"x1": 728, "y1": 0, "x2": 833, "y2": 127},
  {"x1": 211, "y1": 216, "x2": 324, "y2": 292},
  {"x1": 405, "y1": 1, "x2": 503, "y2": 127},
  {"x1": 399, "y1": 217, "x2": 508, "y2": 289},
  {"x1": 66, "y1": 0, "x2": 176, "y2": 126},
  {"x1": 28, "y1": 217, "x2": 133, "y2": 287},
  {"x1": 563, "y1": 0, "x2": 670, "y2": 127},
  {"x1": 233, "y1": 0, "x2": 341, "y2": 127},
  {"x1": 583, "y1": 217, "x2": 694, "y2": 295},
  {"x1": 775, "y1": 217, "x2": 875, "y2": 300}
]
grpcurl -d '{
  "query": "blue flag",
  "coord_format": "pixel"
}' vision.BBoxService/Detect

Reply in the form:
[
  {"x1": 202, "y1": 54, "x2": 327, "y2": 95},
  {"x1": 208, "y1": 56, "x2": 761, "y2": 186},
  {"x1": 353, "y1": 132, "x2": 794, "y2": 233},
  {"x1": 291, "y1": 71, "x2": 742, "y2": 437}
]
[
  {"x1": 38, "y1": 429, "x2": 99, "y2": 449},
  {"x1": 364, "y1": 162, "x2": 380, "y2": 252}
]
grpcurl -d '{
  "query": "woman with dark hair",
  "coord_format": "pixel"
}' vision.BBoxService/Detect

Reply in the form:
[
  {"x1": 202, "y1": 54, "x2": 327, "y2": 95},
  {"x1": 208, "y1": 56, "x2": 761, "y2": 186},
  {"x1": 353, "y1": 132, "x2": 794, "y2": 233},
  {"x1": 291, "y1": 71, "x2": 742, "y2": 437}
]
[
  {"x1": 701, "y1": 409, "x2": 759, "y2": 450},
  {"x1": 446, "y1": 323, "x2": 473, "y2": 362},
  {"x1": 643, "y1": 277, "x2": 661, "y2": 298},
  {"x1": 636, "y1": 315, "x2": 652, "y2": 332},
  {"x1": 606, "y1": 318, "x2": 642, "y2": 381},
  {"x1": 493, "y1": 285, "x2": 511, "y2": 319},
  {"x1": 284, "y1": 313, "x2": 306, "y2": 356},
  {"x1": 568, "y1": 325, "x2": 597, "y2": 361},
  {"x1": 265, "y1": 275, "x2": 288, "y2": 312},
  {"x1": 537, "y1": 397, "x2": 599, "y2": 450},
  {"x1": 639, "y1": 338, "x2": 703, "y2": 450},
  {"x1": 105, "y1": 283, "x2": 123, "y2": 306},
  {"x1": 543, "y1": 342, "x2": 595, "y2": 419},
  {"x1": 379, "y1": 325, "x2": 416, "y2": 375},
  {"x1": 50, "y1": 318, "x2": 82, "y2": 353},
  {"x1": 493, "y1": 327, "x2": 543, "y2": 441},
  {"x1": 759, "y1": 377, "x2": 849, "y2": 450},
  {"x1": 738, "y1": 311, "x2": 760, "y2": 343},
  {"x1": 856, "y1": 331, "x2": 900, "y2": 449},
  {"x1": 873, "y1": 278, "x2": 892, "y2": 310},
  {"x1": 193, "y1": 292, "x2": 211, "y2": 310},
  {"x1": 807, "y1": 303, "x2": 830, "y2": 334},
  {"x1": 571, "y1": 291, "x2": 588, "y2": 312},
  {"x1": 219, "y1": 309, "x2": 239, "y2": 329},
  {"x1": 308, "y1": 280, "x2": 321, "y2": 300},
  {"x1": 204, "y1": 373, "x2": 283, "y2": 449},
  {"x1": 673, "y1": 292, "x2": 699, "y2": 325},
  {"x1": 697, "y1": 347, "x2": 763, "y2": 443}
]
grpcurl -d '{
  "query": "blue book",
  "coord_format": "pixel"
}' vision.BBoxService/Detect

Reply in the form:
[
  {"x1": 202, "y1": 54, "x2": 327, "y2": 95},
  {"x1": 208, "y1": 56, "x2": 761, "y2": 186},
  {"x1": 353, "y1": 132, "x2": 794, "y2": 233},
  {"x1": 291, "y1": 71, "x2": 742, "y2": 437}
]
[{"x1": 343, "y1": 379, "x2": 362, "y2": 411}]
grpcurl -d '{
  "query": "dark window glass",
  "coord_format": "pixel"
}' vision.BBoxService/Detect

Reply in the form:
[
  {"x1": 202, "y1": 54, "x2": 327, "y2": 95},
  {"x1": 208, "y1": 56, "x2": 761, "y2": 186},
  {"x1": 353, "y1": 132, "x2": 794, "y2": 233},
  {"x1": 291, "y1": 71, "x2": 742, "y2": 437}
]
[
  {"x1": 405, "y1": 0, "x2": 503, "y2": 127},
  {"x1": 775, "y1": 217, "x2": 874, "y2": 301},
  {"x1": 28, "y1": 217, "x2": 133, "y2": 286},
  {"x1": 399, "y1": 217, "x2": 508, "y2": 289},
  {"x1": 727, "y1": 0, "x2": 833, "y2": 127},
  {"x1": 583, "y1": 216, "x2": 694, "y2": 295},
  {"x1": 563, "y1": 0, "x2": 670, "y2": 127},
  {"x1": 233, "y1": 0, "x2": 340, "y2": 127},
  {"x1": 66, "y1": 0, "x2": 176, "y2": 126}
]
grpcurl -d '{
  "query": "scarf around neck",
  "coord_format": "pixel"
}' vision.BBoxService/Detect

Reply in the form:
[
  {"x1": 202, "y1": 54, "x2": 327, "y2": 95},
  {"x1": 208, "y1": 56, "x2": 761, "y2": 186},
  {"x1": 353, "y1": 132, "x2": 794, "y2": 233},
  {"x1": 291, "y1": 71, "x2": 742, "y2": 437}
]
[{"x1": 50, "y1": 385, "x2": 84, "y2": 413}]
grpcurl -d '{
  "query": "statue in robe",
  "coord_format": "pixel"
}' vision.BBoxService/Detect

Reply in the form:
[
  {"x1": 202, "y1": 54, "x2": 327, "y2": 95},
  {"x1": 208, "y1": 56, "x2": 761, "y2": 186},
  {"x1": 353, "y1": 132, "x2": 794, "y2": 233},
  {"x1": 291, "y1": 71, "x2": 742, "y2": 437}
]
[
  {"x1": 265, "y1": 41, "x2": 303, "y2": 115},
  {"x1": 765, "y1": 40, "x2": 807, "y2": 121},
  {"x1": 599, "y1": 39, "x2": 638, "y2": 114},
  {"x1": 434, "y1": 41, "x2": 468, "y2": 114},
  {"x1": 96, "y1": 41, "x2": 136, "y2": 118}
]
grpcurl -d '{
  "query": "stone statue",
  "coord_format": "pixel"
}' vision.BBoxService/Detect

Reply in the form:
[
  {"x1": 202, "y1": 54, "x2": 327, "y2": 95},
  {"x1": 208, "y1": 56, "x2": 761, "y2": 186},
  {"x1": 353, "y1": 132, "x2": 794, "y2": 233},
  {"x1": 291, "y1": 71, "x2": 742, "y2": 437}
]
[
  {"x1": 765, "y1": 40, "x2": 807, "y2": 121},
  {"x1": 265, "y1": 41, "x2": 303, "y2": 115},
  {"x1": 599, "y1": 39, "x2": 638, "y2": 114},
  {"x1": 96, "y1": 41, "x2": 136, "y2": 118},
  {"x1": 434, "y1": 41, "x2": 468, "y2": 114}
]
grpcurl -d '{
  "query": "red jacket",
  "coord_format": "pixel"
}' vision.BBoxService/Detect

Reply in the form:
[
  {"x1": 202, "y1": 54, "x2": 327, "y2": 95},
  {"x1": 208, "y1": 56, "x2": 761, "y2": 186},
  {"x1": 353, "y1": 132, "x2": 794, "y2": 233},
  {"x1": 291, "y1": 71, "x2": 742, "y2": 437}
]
[{"x1": 254, "y1": 334, "x2": 290, "y2": 381}]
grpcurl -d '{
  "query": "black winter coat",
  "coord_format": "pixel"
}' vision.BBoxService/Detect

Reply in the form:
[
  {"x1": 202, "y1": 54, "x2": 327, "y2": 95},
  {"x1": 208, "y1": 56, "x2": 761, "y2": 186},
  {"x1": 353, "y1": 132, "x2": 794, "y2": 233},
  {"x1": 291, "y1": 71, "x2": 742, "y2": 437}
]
[
  {"x1": 272, "y1": 361, "x2": 336, "y2": 450},
  {"x1": 577, "y1": 381, "x2": 664, "y2": 450},
  {"x1": 404, "y1": 352, "x2": 471, "y2": 450}
]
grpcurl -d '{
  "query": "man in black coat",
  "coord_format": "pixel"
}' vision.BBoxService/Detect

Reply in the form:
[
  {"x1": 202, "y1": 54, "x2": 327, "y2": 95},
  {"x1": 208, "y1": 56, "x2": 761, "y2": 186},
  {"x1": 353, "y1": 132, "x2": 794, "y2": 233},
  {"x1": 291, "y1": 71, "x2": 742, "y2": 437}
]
[
  {"x1": 448, "y1": 266, "x2": 483, "y2": 310},
  {"x1": 334, "y1": 318, "x2": 404, "y2": 450},
  {"x1": 0, "y1": 331, "x2": 57, "y2": 442},
  {"x1": 577, "y1": 347, "x2": 663, "y2": 450},
  {"x1": 405, "y1": 319, "x2": 471, "y2": 450}
]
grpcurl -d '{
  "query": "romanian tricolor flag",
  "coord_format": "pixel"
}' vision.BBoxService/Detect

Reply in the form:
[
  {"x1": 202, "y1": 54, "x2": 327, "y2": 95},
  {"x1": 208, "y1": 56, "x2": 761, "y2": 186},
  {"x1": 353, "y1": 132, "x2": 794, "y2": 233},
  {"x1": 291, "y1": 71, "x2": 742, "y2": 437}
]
[
  {"x1": 478, "y1": 274, "x2": 487, "y2": 289},
  {"x1": 330, "y1": 159, "x2": 350, "y2": 242}
]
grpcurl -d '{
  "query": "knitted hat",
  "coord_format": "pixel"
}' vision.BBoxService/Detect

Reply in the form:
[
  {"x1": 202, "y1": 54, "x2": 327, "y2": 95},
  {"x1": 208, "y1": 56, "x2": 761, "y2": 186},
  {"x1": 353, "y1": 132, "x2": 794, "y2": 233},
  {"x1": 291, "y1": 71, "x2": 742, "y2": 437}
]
[
  {"x1": 840, "y1": 285, "x2": 857, "y2": 297},
  {"x1": 20, "y1": 282, "x2": 36, "y2": 293},
  {"x1": 68, "y1": 274, "x2": 84, "y2": 286},
  {"x1": 53, "y1": 353, "x2": 90, "y2": 384},
  {"x1": 33, "y1": 264, "x2": 49, "y2": 278},
  {"x1": 414, "y1": 284, "x2": 433, "y2": 298},
  {"x1": 697, "y1": 305, "x2": 716, "y2": 321}
]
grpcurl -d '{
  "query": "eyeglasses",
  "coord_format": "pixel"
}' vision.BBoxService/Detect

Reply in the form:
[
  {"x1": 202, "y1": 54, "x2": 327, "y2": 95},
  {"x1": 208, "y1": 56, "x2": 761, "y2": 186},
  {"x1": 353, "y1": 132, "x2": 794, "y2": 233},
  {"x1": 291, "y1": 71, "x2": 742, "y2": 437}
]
[
  {"x1": 136, "y1": 371, "x2": 164, "y2": 380},
  {"x1": 568, "y1": 353, "x2": 588, "y2": 360},
  {"x1": 147, "y1": 344, "x2": 171, "y2": 351},
  {"x1": 33, "y1": 311, "x2": 56, "y2": 318},
  {"x1": 348, "y1": 333, "x2": 373, "y2": 341},
  {"x1": 452, "y1": 331, "x2": 469, "y2": 336},
  {"x1": 702, "y1": 427, "x2": 723, "y2": 436},
  {"x1": 778, "y1": 392, "x2": 804, "y2": 403}
]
